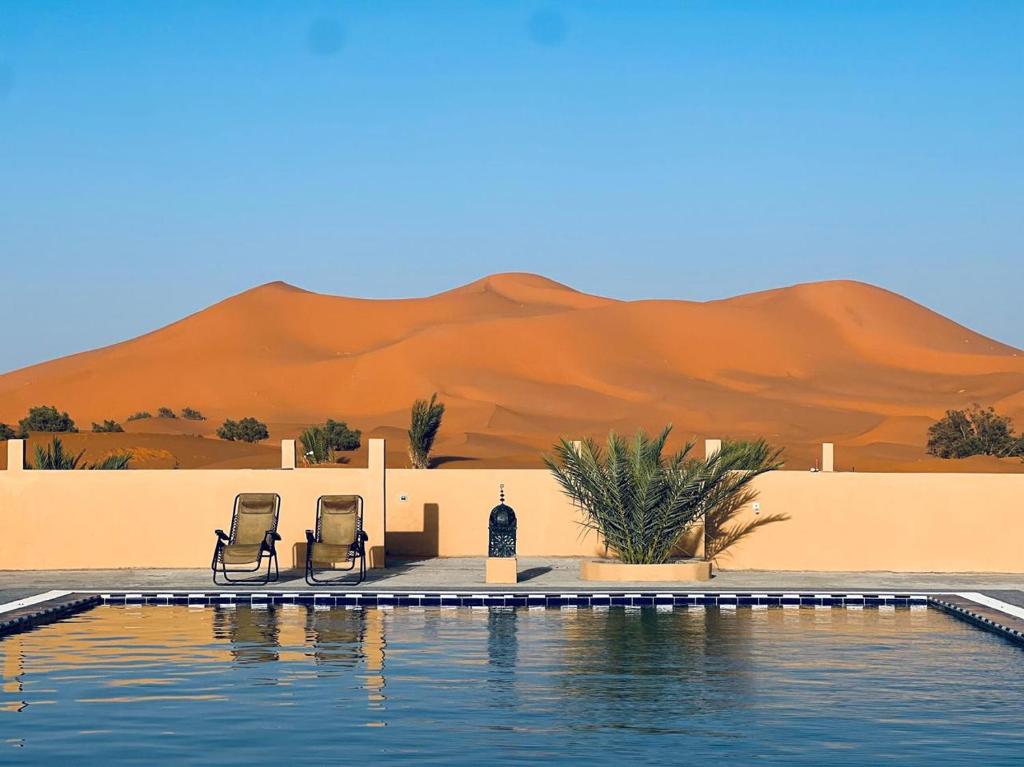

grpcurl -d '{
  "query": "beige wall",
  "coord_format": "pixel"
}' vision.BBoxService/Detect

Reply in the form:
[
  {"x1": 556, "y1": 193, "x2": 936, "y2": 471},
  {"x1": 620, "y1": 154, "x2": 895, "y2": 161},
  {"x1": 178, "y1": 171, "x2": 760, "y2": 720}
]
[
  {"x1": 0, "y1": 466, "x2": 383, "y2": 571},
  {"x1": 2, "y1": 441, "x2": 1023, "y2": 572},
  {"x1": 719, "y1": 471, "x2": 1024, "y2": 572},
  {"x1": 386, "y1": 469, "x2": 604, "y2": 558},
  {"x1": 385, "y1": 469, "x2": 1024, "y2": 572}
]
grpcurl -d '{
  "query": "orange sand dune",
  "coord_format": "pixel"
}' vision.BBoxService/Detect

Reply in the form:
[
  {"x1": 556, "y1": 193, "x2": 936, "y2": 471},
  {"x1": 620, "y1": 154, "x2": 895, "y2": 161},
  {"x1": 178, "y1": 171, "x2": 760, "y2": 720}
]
[{"x1": 1, "y1": 273, "x2": 1022, "y2": 471}]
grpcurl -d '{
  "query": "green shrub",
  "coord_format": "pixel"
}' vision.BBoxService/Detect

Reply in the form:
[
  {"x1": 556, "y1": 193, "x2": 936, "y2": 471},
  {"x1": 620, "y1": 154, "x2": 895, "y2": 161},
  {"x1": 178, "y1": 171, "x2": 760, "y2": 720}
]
[
  {"x1": 217, "y1": 417, "x2": 269, "y2": 443},
  {"x1": 324, "y1": 419, "x2": 361, "y2": 451},
  {"x1": 545, "y1": 425, "x2": 782, "y2": 565},
  {"x1": 181, "y1": 407, "x2": 205, "y2": 421},
  {"x1": 91, "y1": 419, "x2": 124, "y2": 433},
  {"x1": 408, "y1": 394, "x2": 445, "y2": 469},
  {"x1": 32, "y1": 437, "x2": 130, "y2": 470},
  {"x1": 157, "y1": 407, "x2": 177, "y2": 419},
  {"x1": 0, "y1": 423, "x2": 15, "y2": 441},
  {"x1": 127, "y1": 411, "x2": 152, "y2": 421},
  {"x1": 18, "y1": 405, "x2": 77, "y2": 437},
  {"x1": 34, "y1": 437, "x2": 85, "y2": 469},
  {"x1": 300, "y1": 425, "x2": 333, "y2": 464},
  {"x1": 926, "y1": 404, "x2": 1024, "y2": 459}
]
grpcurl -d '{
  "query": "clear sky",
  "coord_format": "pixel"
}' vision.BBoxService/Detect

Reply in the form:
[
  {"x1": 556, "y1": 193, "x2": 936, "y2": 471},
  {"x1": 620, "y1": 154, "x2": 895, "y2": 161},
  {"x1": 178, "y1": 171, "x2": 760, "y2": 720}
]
[{"x1": 1, "y1": 1, "x2": 1021, "y2": 372}]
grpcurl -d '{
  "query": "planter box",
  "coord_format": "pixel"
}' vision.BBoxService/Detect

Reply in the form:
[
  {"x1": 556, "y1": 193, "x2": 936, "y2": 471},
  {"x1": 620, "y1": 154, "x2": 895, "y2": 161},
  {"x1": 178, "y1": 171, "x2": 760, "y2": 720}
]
[{"x1": 580, "y1": 559, "x2": 712, "y2": 582}]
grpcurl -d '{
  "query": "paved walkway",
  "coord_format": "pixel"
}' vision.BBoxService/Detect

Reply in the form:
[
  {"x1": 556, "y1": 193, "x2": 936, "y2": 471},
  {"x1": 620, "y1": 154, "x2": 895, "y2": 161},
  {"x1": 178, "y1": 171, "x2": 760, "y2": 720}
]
[{"x1": 2, "y1": 558, "x2": 1023, "y2": 597}]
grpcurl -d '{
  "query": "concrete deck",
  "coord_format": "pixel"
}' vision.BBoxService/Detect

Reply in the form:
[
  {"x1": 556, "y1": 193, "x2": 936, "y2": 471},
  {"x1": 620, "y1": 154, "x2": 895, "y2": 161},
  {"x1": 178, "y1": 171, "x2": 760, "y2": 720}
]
[{"x1": 2, "y1": 558, "x2": 1024, "y2": 598}]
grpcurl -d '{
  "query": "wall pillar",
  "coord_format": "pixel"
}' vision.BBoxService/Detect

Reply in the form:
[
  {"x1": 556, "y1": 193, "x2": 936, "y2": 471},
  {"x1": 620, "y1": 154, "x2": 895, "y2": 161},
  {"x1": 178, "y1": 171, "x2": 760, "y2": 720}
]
[
  {"x1": 705, "y1": 438, "x2": 721, "y2": 459},
  {"x1": 822, "y1": 442, "x2": 834, "y2": 473},
  {"x1": 6, "y1": 440, "x2": 24, "y2": 472},
  {"x1": 280, "y1": 439, "x2": 296, "y2": 470},
  {"x1": 366, "y1": 438, "x2": 387, "y2": 568}
]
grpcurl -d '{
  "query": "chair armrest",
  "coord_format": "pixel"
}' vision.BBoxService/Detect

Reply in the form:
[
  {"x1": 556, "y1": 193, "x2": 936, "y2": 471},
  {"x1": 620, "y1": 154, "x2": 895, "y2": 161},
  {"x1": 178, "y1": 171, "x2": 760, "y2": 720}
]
[
  {"x1": 214, "y1": 529, "x2": 229, "y2": 542},
  {"x1": 261, "y1": 529, "x2": 281, "y2": 552},
  {"x1": 305, "y1": 529, "x2": 316, "y2": 545}
]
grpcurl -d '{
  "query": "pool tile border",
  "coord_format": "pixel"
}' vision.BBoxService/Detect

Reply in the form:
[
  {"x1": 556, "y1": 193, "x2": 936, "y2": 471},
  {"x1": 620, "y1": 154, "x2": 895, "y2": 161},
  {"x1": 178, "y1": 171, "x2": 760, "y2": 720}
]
[{"x1": 97, "y1": 591, "x2": 930, "y2": 608}]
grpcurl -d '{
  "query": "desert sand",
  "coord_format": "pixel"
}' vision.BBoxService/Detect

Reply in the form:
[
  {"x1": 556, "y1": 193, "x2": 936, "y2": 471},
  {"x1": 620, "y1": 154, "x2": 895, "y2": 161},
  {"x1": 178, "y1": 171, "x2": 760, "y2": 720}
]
[{"x1": 1, "y1": 273, "x2": 1022, "y2": 471}]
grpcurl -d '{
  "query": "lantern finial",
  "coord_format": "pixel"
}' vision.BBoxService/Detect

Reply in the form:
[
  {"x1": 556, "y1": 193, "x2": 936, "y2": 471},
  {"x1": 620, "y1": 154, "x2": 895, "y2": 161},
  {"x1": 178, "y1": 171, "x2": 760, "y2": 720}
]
[{"x1": 499, "y1": 483, "x2": 505, "y2": 503}]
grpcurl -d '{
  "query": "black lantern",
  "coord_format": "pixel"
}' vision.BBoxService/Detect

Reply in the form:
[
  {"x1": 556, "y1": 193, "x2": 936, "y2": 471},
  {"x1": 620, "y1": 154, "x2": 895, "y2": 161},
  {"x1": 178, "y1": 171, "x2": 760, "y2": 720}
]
[{"x1": 488, "y1": 484, "x2": 517, "y2": 558}]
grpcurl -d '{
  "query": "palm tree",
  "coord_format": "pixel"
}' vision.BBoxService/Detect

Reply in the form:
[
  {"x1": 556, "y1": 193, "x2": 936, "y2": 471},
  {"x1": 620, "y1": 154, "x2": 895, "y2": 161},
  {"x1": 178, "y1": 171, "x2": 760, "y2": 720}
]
[
  {"x1": 33, "y1": 437, "x2": 131, "y2": 470},
  {"x1": 408, "y1": 393, "x2": 445, "y2": 469},
  {"x1": 544, "y1": 426, "x2": 782, "y2": 564}
]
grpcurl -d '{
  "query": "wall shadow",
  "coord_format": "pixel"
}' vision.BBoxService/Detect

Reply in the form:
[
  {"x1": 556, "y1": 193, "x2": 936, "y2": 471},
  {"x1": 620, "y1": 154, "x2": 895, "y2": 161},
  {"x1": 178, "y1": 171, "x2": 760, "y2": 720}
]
[{"x1": 386, "y1": 502, "x2": 440, "y2": 557}]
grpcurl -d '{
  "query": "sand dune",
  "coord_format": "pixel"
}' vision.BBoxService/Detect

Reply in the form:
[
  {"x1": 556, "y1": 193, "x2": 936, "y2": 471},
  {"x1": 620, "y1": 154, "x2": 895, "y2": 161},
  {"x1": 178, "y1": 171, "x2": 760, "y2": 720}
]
[{"x1": 1, "y1": 273, "x2": 1022, "y2": 471}]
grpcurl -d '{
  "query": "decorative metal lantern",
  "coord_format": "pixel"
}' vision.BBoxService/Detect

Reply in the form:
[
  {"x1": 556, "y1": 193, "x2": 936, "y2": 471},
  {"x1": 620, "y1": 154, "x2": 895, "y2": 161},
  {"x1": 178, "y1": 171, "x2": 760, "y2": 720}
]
[{"x1": 488, "y1": 484, "x2": 517, "y2": 558}]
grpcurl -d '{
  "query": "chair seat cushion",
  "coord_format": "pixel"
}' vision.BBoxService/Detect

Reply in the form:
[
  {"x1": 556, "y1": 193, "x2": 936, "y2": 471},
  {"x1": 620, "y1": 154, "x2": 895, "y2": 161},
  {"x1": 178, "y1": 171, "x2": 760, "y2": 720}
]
[
  {"x1": 221, "y1": 544, "x2": 262, "y2": 564},
  {"x1": 310, "y1": 543, "x2": 354, "y2": 565}
]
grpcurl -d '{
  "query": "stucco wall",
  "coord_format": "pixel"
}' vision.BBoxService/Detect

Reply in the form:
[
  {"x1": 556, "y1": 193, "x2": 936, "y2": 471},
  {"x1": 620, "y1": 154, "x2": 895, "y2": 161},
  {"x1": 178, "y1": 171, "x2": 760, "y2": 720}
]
[
  {"x1": 720, "y1": 471, "x2": 1024, "y2": 572},
  {"x1": 1, "y1": 441, "x2": 1022, "y2": 572},
  {"x1": 386, "y1": 469, "x2": 603, "y2": 558},
  {"x1": 0, "y1": 441, "x2": 387, "y2": 570},
  {"x1": 385, "y1": 469, "x2": 1024, "y2": 572}
]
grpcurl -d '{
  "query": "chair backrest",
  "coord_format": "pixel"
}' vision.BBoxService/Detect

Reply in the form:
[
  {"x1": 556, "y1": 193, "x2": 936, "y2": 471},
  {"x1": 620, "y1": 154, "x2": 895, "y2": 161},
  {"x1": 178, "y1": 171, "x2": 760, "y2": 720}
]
[
  {"x1": 317, "y1": 495, "x2": 362, "y2": 546},
  {"x1": 231, "y1": 493, "x2": 280, "y2": 545}
]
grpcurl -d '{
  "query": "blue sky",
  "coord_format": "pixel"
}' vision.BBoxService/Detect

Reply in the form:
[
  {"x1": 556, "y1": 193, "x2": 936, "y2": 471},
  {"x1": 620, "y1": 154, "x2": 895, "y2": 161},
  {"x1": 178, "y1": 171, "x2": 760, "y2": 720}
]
[{"x1": 1, "y1": 1, "x2": 1021, "y2": 372}]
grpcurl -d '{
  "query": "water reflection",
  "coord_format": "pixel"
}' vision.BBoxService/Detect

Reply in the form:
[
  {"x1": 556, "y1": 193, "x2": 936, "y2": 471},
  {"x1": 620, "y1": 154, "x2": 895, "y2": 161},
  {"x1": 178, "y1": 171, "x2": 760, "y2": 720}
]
[
  {"x1": 3, "y1": 604, "x2": 1022, "y2": 765},
  {"x1": 213, "y1": 605, "x2": 280, "y2": 664}
]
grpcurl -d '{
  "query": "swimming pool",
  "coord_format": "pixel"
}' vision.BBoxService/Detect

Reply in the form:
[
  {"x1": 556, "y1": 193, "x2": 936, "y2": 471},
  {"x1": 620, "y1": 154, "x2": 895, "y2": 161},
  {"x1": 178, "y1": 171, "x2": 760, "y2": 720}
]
[{"x1": 2, "y1": 605, "x2": 1021, "y2": 764}]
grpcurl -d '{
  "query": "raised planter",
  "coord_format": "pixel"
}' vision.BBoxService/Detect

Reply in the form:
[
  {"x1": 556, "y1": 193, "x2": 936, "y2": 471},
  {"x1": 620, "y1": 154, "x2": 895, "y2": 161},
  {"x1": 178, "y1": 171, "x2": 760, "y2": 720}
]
[{"x1": 580, "y1": 559, "x2": 712, "y2": 582}]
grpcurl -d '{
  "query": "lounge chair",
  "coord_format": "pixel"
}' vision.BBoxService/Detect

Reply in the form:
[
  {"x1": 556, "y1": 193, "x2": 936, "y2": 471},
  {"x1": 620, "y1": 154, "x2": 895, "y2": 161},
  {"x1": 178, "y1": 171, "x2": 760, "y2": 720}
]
[
  {"x1": 211, "y1": 493, "x2": 282, "y2": 585},
  {"x1": 305, "y1": 495, "x2": 368, "y2": 585}
]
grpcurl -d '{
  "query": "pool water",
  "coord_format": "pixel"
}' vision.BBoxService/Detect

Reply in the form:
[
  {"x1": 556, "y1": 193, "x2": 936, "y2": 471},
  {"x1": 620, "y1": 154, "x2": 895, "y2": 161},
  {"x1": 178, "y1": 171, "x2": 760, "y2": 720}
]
[{"x1": 1, "y1": 605, "x2": 1022, "y2": 764}]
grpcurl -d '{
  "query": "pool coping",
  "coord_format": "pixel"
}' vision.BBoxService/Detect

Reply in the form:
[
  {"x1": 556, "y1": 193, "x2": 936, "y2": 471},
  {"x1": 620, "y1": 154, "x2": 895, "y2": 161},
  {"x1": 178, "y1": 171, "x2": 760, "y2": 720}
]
[
  {"x1": 0, "y1": 592, "x2": 102, "y2": 638},
  {"x1": 2, "y1": 590, "x2": 1022, "y2": 650}
]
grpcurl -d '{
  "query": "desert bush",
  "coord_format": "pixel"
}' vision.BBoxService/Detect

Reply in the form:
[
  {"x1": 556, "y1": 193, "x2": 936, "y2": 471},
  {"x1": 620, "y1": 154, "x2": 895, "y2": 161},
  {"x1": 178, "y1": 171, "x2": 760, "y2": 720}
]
[
  {"x1": 91, "y1": 452, "x2": 132, "y2": 470},
  {"x1": 91, "y1": 419, "x2": 124, "y2": 433},
  {"x1": 33, "y1": 437, "x2": 130, "y2": 470},
  {"x1": 703, "y1": 439, "x2": 789, "y2": 563},
  {"x1": 545, "y1": 426, "x2": 782, "y2": 565},
  {"x1": 408, "y1": 394, "x2": 445, "y2": 469},
  {"x1": 157, "y1": 407, "x2": 177, "y2": 419},
  {"x1": 926, "y1": 404, "x2": 1024, "y2": 459},
  {"x1": 300, "y1": 425, "x2": 333, "y2": 464},
  {"x1": 325, "y1": 419, "x2": 361, "y2": 451},
  {"x1": 217, "y1": 417, "x2": 269, "y2": 443},
  {"x1": 127, "y1": 411, "x2": 152, "y2": 421},
  {"x1": 0, "y1": 423, "x2": 15, "y2": 441},
  {"x1": 181, "y1": 407, "x2": 205, "y2": 421},
  {"x1": 18, "y1": 405, "x2": 77, "y2": 437}
]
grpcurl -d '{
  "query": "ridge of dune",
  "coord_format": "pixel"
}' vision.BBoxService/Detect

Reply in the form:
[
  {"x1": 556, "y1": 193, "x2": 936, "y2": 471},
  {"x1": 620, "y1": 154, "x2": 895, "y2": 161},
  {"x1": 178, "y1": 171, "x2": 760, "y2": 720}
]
[{"x1": 1, "y1": 274, "x2": 1022, "y2": 471}]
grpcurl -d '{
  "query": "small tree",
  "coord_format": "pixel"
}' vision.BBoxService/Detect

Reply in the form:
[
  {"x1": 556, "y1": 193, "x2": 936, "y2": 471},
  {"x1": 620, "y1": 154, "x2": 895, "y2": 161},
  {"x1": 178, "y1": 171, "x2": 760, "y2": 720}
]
[
  {"x1": 217, "y1": 417, "x2": 269, "y2": 443},
  {"x1": 157, "y1": 407, "x2": 177, "y2": 419},
  {"x1": 127, "y1": 411, "x2": 152, "y2": 421},
  {"x1": 926, "y1": 404, "x2": 1024, "y2": 459},
  {"x1": 92, "y1": 419, "x2": 124, "y2": 433},
  {"x1": 0, "y1": 423, "x2": 15, "y2": 441},
  {"x1": 408, "y1": 393, "x2": 445, "y2": 469},
  {"x1": 300, "y1": 425, "x2": 333, "y2": 464},
  {"x1": 181, "y1": 407, "x2": 205, "y2": 421},
  {"x1": 18, "y1": 405, "x2": 77, "y2": 437},
  {"x1": 324, "y1": 419, "x2": 361, "y2": 451},
  {"x1": 545, "y1": 426, "x2": 783, "y2": 565}
]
